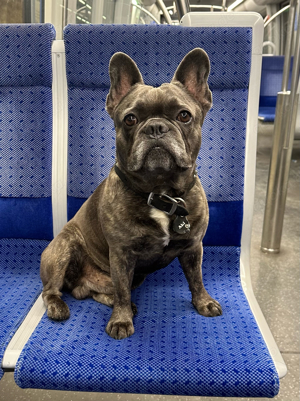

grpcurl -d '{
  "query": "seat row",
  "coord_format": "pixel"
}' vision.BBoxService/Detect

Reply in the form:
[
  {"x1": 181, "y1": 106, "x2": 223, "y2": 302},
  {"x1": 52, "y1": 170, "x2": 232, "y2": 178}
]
[{"x1": 0, "y1": 17, "x2": 286, "y2": 397}]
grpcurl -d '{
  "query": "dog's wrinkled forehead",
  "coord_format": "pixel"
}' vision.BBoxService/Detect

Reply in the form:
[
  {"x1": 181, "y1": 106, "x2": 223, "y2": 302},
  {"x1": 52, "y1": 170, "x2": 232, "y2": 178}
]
[{"x1": 118, "y1": 83, "x2": 200, "y2": 120}]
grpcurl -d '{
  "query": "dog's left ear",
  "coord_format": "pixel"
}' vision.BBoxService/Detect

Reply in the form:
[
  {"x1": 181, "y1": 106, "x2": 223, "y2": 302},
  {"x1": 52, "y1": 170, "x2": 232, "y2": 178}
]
[
  {"x1": 171, "y1": 48, "x2": 212, "y2": 119},
  {"x1": 106, "y1": 52, "x2": 144, "y2": 117}
]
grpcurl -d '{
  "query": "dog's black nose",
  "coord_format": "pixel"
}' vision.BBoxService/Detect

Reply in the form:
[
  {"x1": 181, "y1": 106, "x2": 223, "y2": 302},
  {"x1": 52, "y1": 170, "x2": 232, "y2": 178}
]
[{"x1": 145, "y1": 121, "x2": 169, "y2": 139}]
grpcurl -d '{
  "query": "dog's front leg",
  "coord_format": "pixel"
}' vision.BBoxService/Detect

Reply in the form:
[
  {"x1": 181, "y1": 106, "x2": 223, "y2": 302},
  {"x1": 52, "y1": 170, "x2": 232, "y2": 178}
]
[
  {"x1": 179, "y1": 242, "x2": 222, "y2": 317},
  {"x1": 105, "y1": 250, "x2": 136, "y2": 340}
]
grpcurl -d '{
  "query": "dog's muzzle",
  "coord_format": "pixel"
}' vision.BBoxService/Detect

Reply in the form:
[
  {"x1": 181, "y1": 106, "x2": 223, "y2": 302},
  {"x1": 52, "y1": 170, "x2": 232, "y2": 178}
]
[{"x1": 127, "y1": 119, "x2": 192, "y2": 172}]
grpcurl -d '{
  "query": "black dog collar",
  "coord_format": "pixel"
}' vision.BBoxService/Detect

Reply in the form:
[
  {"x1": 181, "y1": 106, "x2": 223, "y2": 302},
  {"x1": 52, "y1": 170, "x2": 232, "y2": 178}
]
[{"x1": 114, "y1": 164, "x2": 196, "y2": 217}]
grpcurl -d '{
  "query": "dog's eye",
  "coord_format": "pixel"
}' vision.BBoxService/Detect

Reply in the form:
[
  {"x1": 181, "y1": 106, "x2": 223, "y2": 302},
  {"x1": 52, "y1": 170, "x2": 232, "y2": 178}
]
[
  {"x1": 124, "y1": 114, "x2": 138, "y2": 126},
  {"x1": 177, "y1": 111, "x2": 192, "y2": 123}
]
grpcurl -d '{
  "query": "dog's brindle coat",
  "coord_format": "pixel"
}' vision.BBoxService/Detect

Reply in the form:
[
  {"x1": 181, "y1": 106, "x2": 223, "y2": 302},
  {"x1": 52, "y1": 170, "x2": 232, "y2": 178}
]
[{"x1": 41, "y1": 48, "x2": 222, "y2": 340}]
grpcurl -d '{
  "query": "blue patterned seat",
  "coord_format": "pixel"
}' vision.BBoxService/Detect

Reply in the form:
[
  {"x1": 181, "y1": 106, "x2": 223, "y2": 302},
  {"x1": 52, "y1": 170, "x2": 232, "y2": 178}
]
[
  {"x1": 259, "y1": 55, "x2": 293, "y2": 122},
  {"x1": 0, "y1": 24, "x2": 55, "y2": 379},
  {"x1": 14, "y1": 23, "x2": 281, "y2": 397}
]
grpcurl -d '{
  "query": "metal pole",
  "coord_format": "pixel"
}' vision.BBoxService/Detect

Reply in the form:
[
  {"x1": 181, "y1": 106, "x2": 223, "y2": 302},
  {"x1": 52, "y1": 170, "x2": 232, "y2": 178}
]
[
  {"x1": 264, "y1": 5, "x2": 290, "y2": 28},
  {"x1": 156, "y1": 0, "x2": 173, "y2": 24},
  {"x1": 266, "y1": 4, "x2": 280, "y2": 55},
  {"x1": 31, "y1": 0, "x2": 36, "y2": 22},
  {"x1": 40, "y1": 0, "x2": 45, "y2": 23},
  {"x1": 282, "y1": 0, "x2": 297, "y2": 91},
  {"x1": 174, "y1": 0, "x2": 190, "y2": 20},
  {"x1": 132, "y1": 4, "x2": 161, "y2": 24},
  {"x1": 261, "y1": 1, "x2": 300, "y2": 253},
  {"x1": 190, "y1": 5, "x2": 223, "y2": 10}
]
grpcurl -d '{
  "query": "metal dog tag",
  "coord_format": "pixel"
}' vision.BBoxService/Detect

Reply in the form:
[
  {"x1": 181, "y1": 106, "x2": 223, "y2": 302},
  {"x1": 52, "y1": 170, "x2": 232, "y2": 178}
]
[{"x1": 173, "y1": 216, "x2": 190, "y2": 234}]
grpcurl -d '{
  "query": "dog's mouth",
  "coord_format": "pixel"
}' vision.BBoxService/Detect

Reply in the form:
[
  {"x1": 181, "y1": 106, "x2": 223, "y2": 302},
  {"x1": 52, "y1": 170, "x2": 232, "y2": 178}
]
[
  {"x1": 127, "y1": 134, "x2": 192, "y2": 172},
  {"x1": 143, "y1": 146, "x2": 175, "y2": 172}
]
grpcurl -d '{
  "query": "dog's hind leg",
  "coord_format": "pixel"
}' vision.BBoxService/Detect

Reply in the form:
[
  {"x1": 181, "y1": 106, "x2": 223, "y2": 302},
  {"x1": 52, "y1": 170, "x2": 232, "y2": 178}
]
[
  {"x1": 41, "y1": 249, "x2": 71, "y2": 320},
  {"x1": 72, "y1": 265, "x2": 138, "y2": 315},
  {"x1": 40, "y1": 225, "x2": 85, "y2": 321},
  {"x1": 72, "y1": 285, "x2": 115, "y2": 308}
]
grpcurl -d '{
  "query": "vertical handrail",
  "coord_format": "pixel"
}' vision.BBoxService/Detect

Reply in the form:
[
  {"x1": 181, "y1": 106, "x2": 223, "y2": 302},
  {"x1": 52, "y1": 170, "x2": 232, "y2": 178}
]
[
  {"x1": 156, "y1": 0, "x2": 173, "y2": 24},
  {"x1": 284, "y1": 11, "x2": 300, "y2": 149},
  {"x1": 282, "y1": 0, "x2": 297, "y2": 91},
  {"x1": 175, "y1": 0, "x2": 190, "y2": 20},
  {"x1": 261, "y1": 0, "x2": 300, "y2": 253}
]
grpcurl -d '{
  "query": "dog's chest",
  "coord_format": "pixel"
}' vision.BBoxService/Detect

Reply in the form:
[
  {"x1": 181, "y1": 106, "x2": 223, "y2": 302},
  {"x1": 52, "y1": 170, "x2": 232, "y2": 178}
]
[{"x1": 149, "y1": 209, "x2": 170, "y2": 247}]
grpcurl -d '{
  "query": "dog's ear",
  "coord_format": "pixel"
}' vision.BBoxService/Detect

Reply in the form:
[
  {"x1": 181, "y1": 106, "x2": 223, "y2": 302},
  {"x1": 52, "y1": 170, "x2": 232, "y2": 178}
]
[
  {"x1": 171, "y1": 48, "x2": 212, "y2": 119},
  {"x1": 106, "y1": 52, "x2": 144, "y2": 117}
]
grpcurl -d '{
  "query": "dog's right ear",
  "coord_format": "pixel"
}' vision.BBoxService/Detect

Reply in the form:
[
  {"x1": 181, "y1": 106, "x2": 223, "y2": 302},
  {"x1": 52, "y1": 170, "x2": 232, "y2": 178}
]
[{"x1": 106, "y1": 52, "x2": 144, "y2": 117}]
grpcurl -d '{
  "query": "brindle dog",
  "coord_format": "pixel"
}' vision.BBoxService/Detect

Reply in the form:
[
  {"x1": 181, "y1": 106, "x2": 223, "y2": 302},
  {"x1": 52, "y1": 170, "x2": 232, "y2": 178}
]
[{"x1": 40, "y1": 48, "x2": 222, "y2": 340}]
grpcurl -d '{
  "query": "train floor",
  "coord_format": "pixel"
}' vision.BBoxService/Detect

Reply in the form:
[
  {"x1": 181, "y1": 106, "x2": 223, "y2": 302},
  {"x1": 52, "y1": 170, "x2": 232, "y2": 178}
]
[{"x1": 0, "y1": 121, "x2": 299, "y2": 401}]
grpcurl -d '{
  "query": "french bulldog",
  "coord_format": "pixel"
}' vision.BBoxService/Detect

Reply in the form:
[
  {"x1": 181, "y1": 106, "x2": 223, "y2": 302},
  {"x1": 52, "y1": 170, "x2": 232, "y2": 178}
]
[{"x1": 40, "y1": 48, "x2": 222, "y2": 340}]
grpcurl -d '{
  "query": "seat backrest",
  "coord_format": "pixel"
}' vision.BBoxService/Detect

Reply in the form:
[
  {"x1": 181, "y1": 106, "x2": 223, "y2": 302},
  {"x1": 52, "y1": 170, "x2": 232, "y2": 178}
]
[
  {"x1": 260, "y1": 55, "x2": 293, "y2": 107},
  {"x1": 64, "y1": 24, "x2": 253, "y2": 247},
  {"x1": 0, "y1": 24, "x2": 55, "y2": 240}
]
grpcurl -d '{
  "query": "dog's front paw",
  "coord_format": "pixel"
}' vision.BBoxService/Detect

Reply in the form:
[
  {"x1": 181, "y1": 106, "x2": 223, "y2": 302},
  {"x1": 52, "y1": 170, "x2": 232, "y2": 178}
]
[
  {"x1": 47, "y1": 297, "x2": 70, "y2": 321},
  {"x1": 193, "y1": 296, "x2": 222, "y2": 317},
  {"x1": 106, "y1": 318, "x2": 134, "y2": 340}
]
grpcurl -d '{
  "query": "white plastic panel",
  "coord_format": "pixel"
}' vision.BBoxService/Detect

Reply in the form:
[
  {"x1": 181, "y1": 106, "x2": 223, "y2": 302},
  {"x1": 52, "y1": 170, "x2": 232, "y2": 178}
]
[
  {"x1": 51, "y1": 39, "x2": 68, "y2": 237},
  {"x1": 2, "y1": 295, "x2": 46, "y2": 369}
]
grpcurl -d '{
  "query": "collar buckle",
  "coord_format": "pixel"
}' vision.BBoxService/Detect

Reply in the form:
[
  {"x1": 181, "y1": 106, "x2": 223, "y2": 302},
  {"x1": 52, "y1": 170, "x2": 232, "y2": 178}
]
[{"x1": 147, "y1": 192, "x2": 178, "y2": 216}]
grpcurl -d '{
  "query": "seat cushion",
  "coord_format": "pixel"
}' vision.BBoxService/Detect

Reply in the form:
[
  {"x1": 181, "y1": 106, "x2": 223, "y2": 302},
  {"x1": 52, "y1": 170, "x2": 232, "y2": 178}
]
[
  {"x1": 0, "y1": 238, "x2": 49, "y2": 379},
  {"x1": 14, "y1": 246, "x2": 279, "y2": 398}
]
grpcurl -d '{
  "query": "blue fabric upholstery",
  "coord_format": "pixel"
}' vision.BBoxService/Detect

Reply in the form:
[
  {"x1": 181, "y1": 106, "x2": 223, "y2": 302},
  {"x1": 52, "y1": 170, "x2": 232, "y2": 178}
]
[
  {"x1": 0, "y1": 86, "x2": 53, "y2": 198},
  {"x1": 0, "y1": 239, "x2": 48, "y2": 375},
  {"x1": 15, "y1": 247, "x2": 279, "y2": 397},
  {"x1": 0, "y1": 24, "x2": 55, "y2": 379},
  {"x1": 0, "y1": 197, "x2": 53, "y2": 240},
  {"x1": 14, "y1": 24, "x2": 279, "y2": 397},
  {"x1": 0, "y1": 24, "x2": 54, "y2": 87},
  {"x1": 0, "y1": 24, "x2": 55, "y2": 239},
  {"x1": 64, "y1": 25, "x2": 252, "y2": 90}
]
